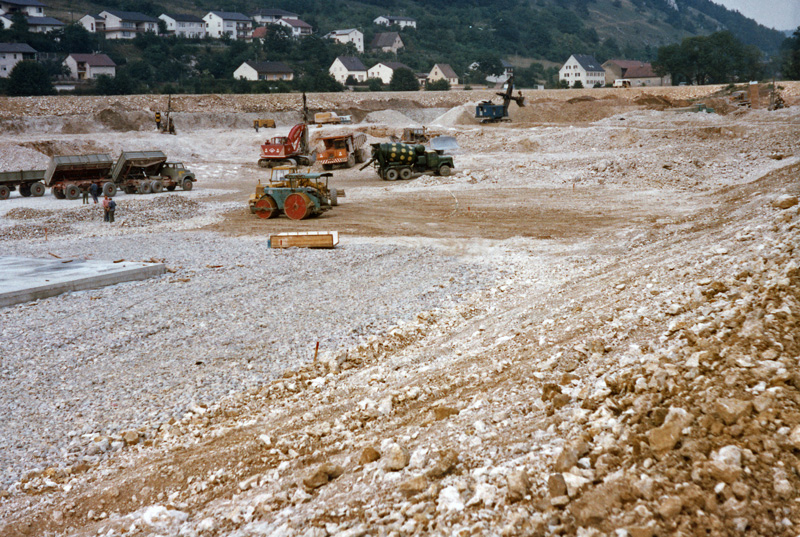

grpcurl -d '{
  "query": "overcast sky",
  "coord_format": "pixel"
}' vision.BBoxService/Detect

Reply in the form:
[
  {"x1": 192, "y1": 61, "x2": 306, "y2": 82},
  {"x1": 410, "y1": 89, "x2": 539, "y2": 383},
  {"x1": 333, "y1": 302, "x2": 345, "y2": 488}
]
[{"x1": 712, "y1": 0, "x2": 800, "y2": 31}]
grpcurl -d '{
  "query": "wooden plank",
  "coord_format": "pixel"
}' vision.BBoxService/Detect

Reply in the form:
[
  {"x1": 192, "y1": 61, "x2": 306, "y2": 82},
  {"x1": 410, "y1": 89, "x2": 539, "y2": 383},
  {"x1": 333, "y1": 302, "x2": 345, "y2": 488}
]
[{"x1": 270, "y1": 233, "x2": 337, "y2": 249}]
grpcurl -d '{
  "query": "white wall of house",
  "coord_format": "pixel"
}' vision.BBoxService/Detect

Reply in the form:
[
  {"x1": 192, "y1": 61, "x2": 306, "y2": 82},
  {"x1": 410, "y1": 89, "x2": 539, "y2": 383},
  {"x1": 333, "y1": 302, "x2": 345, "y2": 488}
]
[
  {"x1": 374, "y1": 16, "x2": 416, "y2": 29},
  {"x1": 99, "y1": 11, "x2": 157, "y2": 39},
  {"x1": 64, "y1": 56, "x2": 115, "y2": 79},
  {"x1": 428, "y1": 65, "x2": 458, "y2": 85},
  {"x1": 329, "y1": 58, "x2": 366, "y2": 84},
  {"x1": 559, "y1": 55, "x2": 604, "y2": 87},
  {"x1": 159, "y1": 15, "x2": 206, "y2": 38},
  {"x1": 78, "y1": 14, "x2": 99, "y2": 32},
  {"x1": 233, "y1": 62, "x2": 258, "y2": 80},
  {"x1": 329, "y1": 30, "x2": 363, "y2": 53},
  {"x1": 368, "y1": 63, "x2": 401, "y2": 85},
  {"x1": 0, "y1": 50, "x2": 32, "y2": 77},
  {"x1": 203, "y1": 13, "x2": 251, "y2": 40},
  {"x1": 0, "y1": 1, "x2": 43, "y2": 16},
  {"x1": 276, "y1": 18, "x2": 311, "y2": 38}
]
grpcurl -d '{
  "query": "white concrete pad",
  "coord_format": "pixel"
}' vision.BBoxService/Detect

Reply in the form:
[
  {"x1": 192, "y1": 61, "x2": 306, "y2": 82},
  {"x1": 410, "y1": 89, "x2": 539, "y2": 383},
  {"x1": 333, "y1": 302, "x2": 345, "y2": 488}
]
[{"x1": 0, "y1": 256, "x2": 166, "y2": 308}]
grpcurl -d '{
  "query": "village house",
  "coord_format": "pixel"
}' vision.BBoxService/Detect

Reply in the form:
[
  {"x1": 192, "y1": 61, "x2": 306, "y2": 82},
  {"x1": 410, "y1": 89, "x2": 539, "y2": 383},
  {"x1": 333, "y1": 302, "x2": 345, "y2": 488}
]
[
  {"x1": 64, "y1": 53, "x2": 115, "y2": 79},
  {"x1": 373, "y1": 15, "x2": 416, "y2": 29},
  {"x1": 233, "y1": 60, "x2": 293, "y2": 81},
  {"x1": 428, "y1": 63, "x2": 458, "y2": 86},
  {"x1": 368, "y1": 61, "x2": 412, "y2": 85},
  {"x1": 0, "y1": 0, "x2": 45, "y2": 17},
  {"x1": 325, "y1": 28, "x2": 363, "y2": 53},
  {"x1": 0, "y1": 13, "x2": 62, "y2": 32},
  {"x1": 329, "y1": 56, "x2": 367, "y2": 84},
  {"x1": 81, "y1": 11, "x2": 158, "y2": 39},
  {"x1": 251, "y1": 8, "x2": 297, "y2": 25},
  {"x1": 204, "y1": 11, "x2": 252, "y2": 40},
  {"x1": 276, "y1": 17, "x2": 312, "y2": 38},
  {"x1": 370, "y1": 32, "x2": 404, "y2": 53},
  {"x1": 159, "y1": 13, "x2": 206, "y2": 39},
  {"x1": 602, "y1": 59, "x2": 670, "y2": 87},
  {"x1": 0, "y1": 41, "x2": 35, "y2": 77},
  {"x1": 559, "y1": 54, "x2": 605, "y2": 88}
]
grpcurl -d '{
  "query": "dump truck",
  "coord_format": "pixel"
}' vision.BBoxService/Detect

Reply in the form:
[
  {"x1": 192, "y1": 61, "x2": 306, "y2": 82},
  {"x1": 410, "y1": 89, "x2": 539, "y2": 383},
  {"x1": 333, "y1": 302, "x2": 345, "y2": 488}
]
[
  {"x1": 0, "y1": 169, "x2": 46, "y2": 200},
  {"x1": 45, "y1": 154, "x2": 117, "y2": 200},
  {"x1": 361, "y1": 142, "x2": 454, "y2": 181},
  {"x1": 314, "y1": 112, "x2": 342, "y2": 125},
  {"x1": 249, "y1": 166, "x2": 343, "y2": 220},
  {"x1": 318, "y1": 133, "x2": 368, "y2": 170},
  {"x1": 110, "y1": 151, "x2": 195, "y2": 194}
]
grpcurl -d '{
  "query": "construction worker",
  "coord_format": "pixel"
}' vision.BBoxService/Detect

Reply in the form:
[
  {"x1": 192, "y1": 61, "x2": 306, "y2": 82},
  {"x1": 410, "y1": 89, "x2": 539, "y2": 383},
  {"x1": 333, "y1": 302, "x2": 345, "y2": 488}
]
[
  {"x1": 168, "y1": 117, "x2": 175, "y2": 135},
  {"x1": 155, "y1": 111, "x2": 161, "y2": 131}
]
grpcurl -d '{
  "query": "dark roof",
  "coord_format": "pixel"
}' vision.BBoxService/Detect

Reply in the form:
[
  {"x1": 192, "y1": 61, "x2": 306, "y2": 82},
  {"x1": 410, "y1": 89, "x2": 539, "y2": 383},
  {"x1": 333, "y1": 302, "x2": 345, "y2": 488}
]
[
  {"x1": 68, "y1": 53, "x2": 115, "y2": 66},
  {"x1": 604, "y1": 59, "x2": 647, "y2": 69},
  {"x1": 244, "y1": 60, "x2": 293, "y2": 74},
  {"x1": 370, "y1": 31, "x2": 402, "y2": 49},
  {"x1": 2, "y1": 0, "x2": 46, "y2": 7},
  {"x1": 375, "y1": 61, "x2": 411, "y2": 71},
  {"x1": 102, "y1": 11, "x2": 159, "y2": 23},
  {"x1": 0, "y1": 42, "x2": 37, "y2": 53},
  {"x1": 251, "y1": 8, "x2": 297, "y2": 17},
  {"x1": 327, "y1": 28, "x2": 359, "y2": 36},
  {"x1": 380, "y1": 15, "x2": 415, "y2": 22},
  {"x1": 625, "y1": 64, "x2": 657, "y2": 78},
  {"x1": 433, "y1": 63, "x2": 457, "y2": 79},
  {"x1": 24, "y1": 15, "x2": 64, "y2": 25},
  {"x1": 162, "y1": 13, "x2": 204, "y2": 23},
  {"x1": 501, "y1": 59, "x2": 514, "y2": 68},
  {"x1": 336, "y1": 56, "x2": 366, "y2": 71},
  {"x1": 572, "y1": 54, "x2": 604, "y2": 72},
  {"x1": 208, "y1": 11, "x2": 252, "y2": 22},
  {"x1": 279, "y1": 18, "x2": 310, "y2": 28}
]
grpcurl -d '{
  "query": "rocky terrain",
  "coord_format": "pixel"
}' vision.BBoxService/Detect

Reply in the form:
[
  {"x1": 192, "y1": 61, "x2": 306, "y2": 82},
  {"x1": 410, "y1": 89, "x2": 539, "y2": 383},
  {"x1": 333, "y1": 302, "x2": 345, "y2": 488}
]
[{"x1": 0, "y1": 84, "x2": 799, "y2": 536}]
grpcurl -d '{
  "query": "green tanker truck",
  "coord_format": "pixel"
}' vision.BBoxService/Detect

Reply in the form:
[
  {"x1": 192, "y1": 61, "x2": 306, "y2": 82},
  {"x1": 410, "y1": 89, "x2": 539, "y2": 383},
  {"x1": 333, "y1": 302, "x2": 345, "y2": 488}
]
[{"x1": 360, "y1": 142, "x2": 454, "y2": 181}]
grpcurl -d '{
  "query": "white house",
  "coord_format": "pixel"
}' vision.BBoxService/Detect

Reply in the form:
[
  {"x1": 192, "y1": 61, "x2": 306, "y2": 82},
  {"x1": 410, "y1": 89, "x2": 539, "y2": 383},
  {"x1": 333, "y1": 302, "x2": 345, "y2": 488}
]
[
  {"x1": 0, "y1": 41, "x2": 35, "y2": 78},
  {"x1": 601, "y1": 59, "x2": 670, "y2": 87},
  {"x1": 0, "y1": 0, "x2": 45, "y2": 17},
  {"x1": 368, "y1": 61, "x2": 412, "y2": 85},
  {"x1": 370, "y1": 31, "x2": 403, "y2": 53},
  {"x1": 373, "y1": 15, "x2": 416, "y2": 29},
  {"x1": 233, "y1": 60, "x2": 294, "y2": 81},
  {"x1": 64, "y1": 53, "x2": 115, "y2": 79},
  {"x1": 0, "y1": 14, "x2": 62, "y2": 32},
  {"x1": 204, "y1": 11, "x2": 252, "y2": 40},
  {"x1": 325, "y1": 28, "x2": 363, "y2": 53},
  {"x1": 159, "y1": 13, "x2": 206, "y2": 38},
  {"x1": 428, "y1": 64, "x2": 458, "y2": 86},
  {"x1": 277, "y1": 17, "x2": 311, "y2": 38},
  {"x1": 78, "y1": 14, "x2": 103, "y2": 33},
  {"x1": 98, "y1": 10, "x2": 159, "y2": 39},
  {"x1": 251, "y1": 8, "x2": 297, "y2": 25},
  {"x1": 329, "y1": 56, "x2": 367, "y2": 84},
  {"x1": 559, "y1": 54, "x2": 605, "y2": 88}
]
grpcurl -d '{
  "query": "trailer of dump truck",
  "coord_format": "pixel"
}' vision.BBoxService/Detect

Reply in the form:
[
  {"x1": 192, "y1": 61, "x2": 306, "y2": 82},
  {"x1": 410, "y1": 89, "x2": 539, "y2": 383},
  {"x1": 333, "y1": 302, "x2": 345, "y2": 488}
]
[
  {"x1": 0, "y1": 169, "x2": 47, "y2": 200},
  {"x1": 110, "y1": 151, "x2": 195, "y2": 194},
  {"x1": 45, "y1": 154, "x2": 117, "y2": 200}
]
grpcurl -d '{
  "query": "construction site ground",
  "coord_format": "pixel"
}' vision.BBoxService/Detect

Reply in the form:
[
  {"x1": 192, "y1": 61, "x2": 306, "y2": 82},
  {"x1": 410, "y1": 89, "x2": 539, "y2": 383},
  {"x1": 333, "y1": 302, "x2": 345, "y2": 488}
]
[{"x1": 0, "y1": 84, "x2": 799, "y2": 537}]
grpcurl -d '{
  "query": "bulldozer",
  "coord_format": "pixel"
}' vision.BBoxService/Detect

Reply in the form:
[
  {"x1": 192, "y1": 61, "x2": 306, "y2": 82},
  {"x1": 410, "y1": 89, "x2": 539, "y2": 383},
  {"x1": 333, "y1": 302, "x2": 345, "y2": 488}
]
[
  {"x1": 475, "y1": 76, "x2": 525, "y2": 123},
  {"x1": 249, "y1": 166, "x2": 344, "y2": 220}
]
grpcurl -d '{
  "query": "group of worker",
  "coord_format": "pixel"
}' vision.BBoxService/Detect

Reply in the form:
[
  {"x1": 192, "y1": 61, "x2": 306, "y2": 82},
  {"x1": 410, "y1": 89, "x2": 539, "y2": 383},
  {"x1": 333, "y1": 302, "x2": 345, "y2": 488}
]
[
  {"x1": 80, "y1": 183, "x2": 116, "y2": 222},
  {"x1": 154, "y1": 112, "x2": 176, "y2": 134}
]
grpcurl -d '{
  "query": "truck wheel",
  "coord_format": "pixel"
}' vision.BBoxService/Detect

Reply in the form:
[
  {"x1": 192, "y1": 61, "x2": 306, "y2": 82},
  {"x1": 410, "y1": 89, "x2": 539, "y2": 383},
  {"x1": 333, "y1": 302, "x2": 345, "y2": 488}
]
[
  {"x1": 102, "y1": 182, "x2": 117, "y2": 197},
  {"x1": 0, "y1": 185, "x2": 9, "y2": 200},
  {"x1": 346, "y1": 155, "x2": 355, "y2": 168},
  {"x1": 399, "y1": 167, "x2": 413, "y2": 180},
  {"x1": 151, "y1": 180, "x2": 164, "y2": 193},
  {"x1": 384, "y1": 168, "x2": 399, "y2": 181},
  {"x1": 166, "y1": 185, "x2": 176, "y2": 191},
  {"x1": 123, "y1": 185, "x2": 136, "y2": 194},
  {"x1": 438, "y1": 164, "x2": 452, "y2": 177},
  {"x1": 53, "y1": 188, "x2": 65, "y2": 199},
  {"x1": 138, "y1": 181, "x2": 153, "y2": 195},
  {"x1": 30, "y1": 182, "x2": 45, "y2": 197},
  {"x1": 182, "y1": 179, "x2": 193, "y2": 191},
  {"x1": 65, "y1": 184, "x2": 81, "y2": 200},
  {"x1": 322, "y1": 164, "x2": 333, "y2": 171},
  {"x1": 19, "y1": 184, "x2": 31, "y2": 197},
  {"x1": 258, "y1": 159, "x2": 269, "y2": 168},
  {"x1": 253, "y1": 196, "x2": 278, "y2": 219},
  {"x1": 284, "y1": 192, "x2": 313, "y2": 220},
  {"x1": 329, "y1": 189, "x2": 338, "y2": 207}
]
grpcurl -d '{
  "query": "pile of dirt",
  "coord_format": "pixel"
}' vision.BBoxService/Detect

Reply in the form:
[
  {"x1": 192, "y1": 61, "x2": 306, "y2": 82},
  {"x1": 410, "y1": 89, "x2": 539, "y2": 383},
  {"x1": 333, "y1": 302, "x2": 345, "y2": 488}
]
[
  {"x1": 363, "y1": 109, "x2": 418, "y2": 126},
  {"x1": 431, "y1": 104, "x2": 479, "y2": 126},
  {"x1": 633, "y1": 93, "x2": 676, "y2": 108}
]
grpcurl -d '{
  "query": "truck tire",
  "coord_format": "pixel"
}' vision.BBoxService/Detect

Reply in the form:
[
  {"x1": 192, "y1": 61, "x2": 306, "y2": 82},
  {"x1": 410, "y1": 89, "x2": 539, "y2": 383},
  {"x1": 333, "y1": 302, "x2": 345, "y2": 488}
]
[
  {"x1": 65, "y1": 184, "x2": 80, "y2": 200},
  {"x1": 124, "y1": 185, "x2": 136, "y2": 195},
  {"x1": 182, "y1": 179, "x2": 193, "y2": 191},
  {"x1": 19, "y1": 184, "x2": 31, "y2": 197},
  {"x1": 30, "y1": 182, "x2": 45, "y2": 197},
  {"x1": 102, "y1": 182, "x2": 117, "y2": 197},
  {"x1": 438, "y1": 164, "x2": 451, "y2": 177},
  {"x1": 399, "y1": 167, "x2": 413, "y2": 180},
  {"x1": 329, "y1": 189, "x2": 338, "y2": 207},
  {"x1": 0, "y1": 185, "x2": 9, "y2": 200},
  {"x1": 384, "y1": 168, "x2": 399, "y2": 181},
  {"x1": 346, "y1": 155, "x2": 355, "y2": 168},
  {"x1": 258, "y1": 159, "x2": 269, "y2": 168},
  {"x1": 53, "y1": 187, "x2": 65, "y2": 199},
  {"x1": 150, "y1": 180, "x2": 164, "y2": 193},
  {"x1": 138, "y1": 181, "x2": 152, "y2": 195},
  {"x1": 322, "y1": 164, "x2": 333, "y2": 171}
]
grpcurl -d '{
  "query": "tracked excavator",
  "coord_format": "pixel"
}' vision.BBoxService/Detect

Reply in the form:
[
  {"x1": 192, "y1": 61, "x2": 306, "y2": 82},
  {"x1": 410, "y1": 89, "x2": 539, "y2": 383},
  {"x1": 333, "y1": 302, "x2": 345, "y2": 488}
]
[
  {"x1": 257, "y1": 93, "x2": 317, "y2": 168},
  {"x1": 475, "y1": 76, "x2": 526, "y2": 123}
]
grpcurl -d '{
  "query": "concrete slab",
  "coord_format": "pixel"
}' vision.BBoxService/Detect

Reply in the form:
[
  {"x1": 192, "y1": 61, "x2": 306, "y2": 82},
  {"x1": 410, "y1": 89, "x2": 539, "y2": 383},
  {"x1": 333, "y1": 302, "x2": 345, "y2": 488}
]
[{"x1": 0, "y1": 256, "x2": 166, "y2": 308}]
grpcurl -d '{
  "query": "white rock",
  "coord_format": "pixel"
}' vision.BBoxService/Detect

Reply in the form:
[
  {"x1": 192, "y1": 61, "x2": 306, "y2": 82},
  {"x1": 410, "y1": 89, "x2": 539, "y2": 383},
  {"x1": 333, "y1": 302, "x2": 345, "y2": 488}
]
[
  {"x1": 466, "y1": 483, "x2": 498, "y2": 507},
  {"x1": 437, "y1": 485, "x2": 464, "y2": 512}
]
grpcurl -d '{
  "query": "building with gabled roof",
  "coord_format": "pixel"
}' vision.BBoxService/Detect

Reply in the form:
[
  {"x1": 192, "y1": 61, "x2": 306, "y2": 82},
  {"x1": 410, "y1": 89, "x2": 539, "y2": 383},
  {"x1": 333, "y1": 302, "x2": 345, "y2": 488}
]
[
  {"x1": 233, "y1": 60, "x2": 293, "y2": 81},
  {"x1": 0, "y1": 0, "x2": 45, "y2": 17},
  {"x1": 0, "y1": 41, "x2": 35, "y2": 78},
  {"x1": 370, "y1": 31, "x2": 403, "y2": 53},
  {"x1": 325, "y1": 28, "x2": 363, "y2": 53},
  {"x1": 204, "y1": 11, "x2": 252, "y2": 40},
  {"x1": 428, "y1": 63, "x2": 458, "y2": 86},
  {"x1": 559, "y1": 54, "x2": 605, "y2": 88},
  {"x1": 602, "y1": 59, "x2": 670, "y2": 87},
  {"x1": 251, "y1": 8, "x2": 297, "y2": 25},
  {"x1": 329, "y1": 56, "x2": 367, "y2": 84},
  {"x1": 368, "y1": 61, "x2": 412, "y2": 85},
  {"x1": 373, "y1": 15, "x2": 416, "y2": 29},
  {"x1": 159, "y1": 13, "x2": 206, "y2": 38},
  {"x1": 277, "y1": 17, "x2": 311, "y2": 38},
  {"x1": 95, "y1": 10, "x2": 158, "y2": 39},
  {"x1": 0, "y1": 13, "x2": 62, "y2": 32},
  {"x1": 64, "y1": 53, "x2": 115, "y2": 79}
]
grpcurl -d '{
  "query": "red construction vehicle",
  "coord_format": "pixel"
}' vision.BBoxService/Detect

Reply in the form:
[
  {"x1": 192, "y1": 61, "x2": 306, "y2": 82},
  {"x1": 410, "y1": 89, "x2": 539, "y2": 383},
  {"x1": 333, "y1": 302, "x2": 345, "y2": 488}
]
[
  {"x1": 258, "y1": 123, "x2": 317, "y2": 168},
  {"x1": 318, "y1": 133, "x2": 368, "y2": 170}
]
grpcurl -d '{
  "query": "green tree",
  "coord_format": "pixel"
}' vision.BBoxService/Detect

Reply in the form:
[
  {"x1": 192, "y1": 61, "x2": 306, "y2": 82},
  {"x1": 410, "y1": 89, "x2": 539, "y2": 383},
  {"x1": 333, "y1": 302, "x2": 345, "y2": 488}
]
[
  {"x1": 781, "y1": 27, "x2": 800, "y2": 80},
  {"x1": 7, "y1": 60, "x2": 54, "y2": 96},
  {"x1": 389, "y1": 68, "x2": 419, "y2": 91},
  {"x1": 572, "y1": 80, "x2": 584, "y2": 88},
  {"x1": 367, "y1": 78, "x2": 383, "y2": 91},
  {"x1": 426, "y1": 79, "x2": 450, "y2": 91}
]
